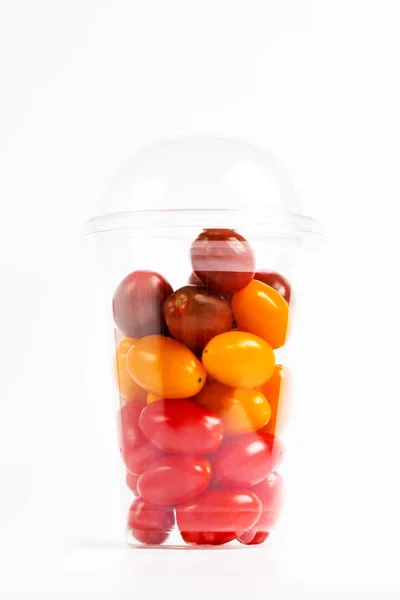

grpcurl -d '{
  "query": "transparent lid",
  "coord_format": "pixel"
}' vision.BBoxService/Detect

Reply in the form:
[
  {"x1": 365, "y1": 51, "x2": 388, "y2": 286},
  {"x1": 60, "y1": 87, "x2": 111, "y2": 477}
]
[{"x1": 85, "y1": 137, "x2": 319, "y2": 238}]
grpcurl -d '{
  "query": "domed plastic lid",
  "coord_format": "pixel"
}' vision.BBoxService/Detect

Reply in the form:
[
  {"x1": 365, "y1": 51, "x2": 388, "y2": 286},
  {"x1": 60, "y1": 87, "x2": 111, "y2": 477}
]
[{"x1": 85, "y1": 137, "x2": 319, "y2": 238}]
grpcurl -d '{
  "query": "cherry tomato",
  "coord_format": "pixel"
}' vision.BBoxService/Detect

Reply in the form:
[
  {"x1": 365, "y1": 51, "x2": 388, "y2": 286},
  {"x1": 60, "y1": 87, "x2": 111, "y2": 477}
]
[
  {"x1": 126, "y1": 472, "x2": 139, "y2": 495},
  {"x1": 190, "y1": 229, "x2": 255, "y2": 293},
  {"x1": 237, "y1": 531, "x2": 269, "y2": 545},
  {"x1": 127, "y1": 335, "x2": 206, "y2": 398},
  {"x1": 180, "y1": 531, "x2": 236, "y2": 546},
  {"x1": 118, "y1": 401, "x2": 163, "y2": 475},
  {"x1": 147, "y1": 393, "x2": 161, "y2": 404},
  {"x1": 137, "y1": 455, "x2": 212, "y2": 505},
  {"x1": 176, "y1": 488, "x2": 262, "y2": 532},
  {"x1": 232, "y1": 280, "x2": 290, "y2": 349},
  {"x1": 139, "y1": 399, "x2": 224, "y2": 454},
  {"x1": 127, "y1": 497, "x2": 174, "y2": 545},
  {"x1": 254, "y1": 271, "x2": 292, "y2": 304},
  {"x1": 195, "y1": 382, "x2": 271, "y2": 435},
  {"x1": 113, "y1": 271, "x2": 173, "y2": 338},
  {"x1": 213, "y1": 430, "x2": 284, "y2": 487},
  {"x1": 256, "y1": 365, "x2": 292, "y2": 436},
  {"x1": 251, "y1": 471, "x2": 284, "y2": 510},
  {"x1": 115, "y1": 338, "x2": 147, "y2": 401},
  {"x1": 163, "y1": 285, "x2": 232, "y2": 349},
  {"x1": 202, "y1": 331, "x2": 275, "y2": 389}
]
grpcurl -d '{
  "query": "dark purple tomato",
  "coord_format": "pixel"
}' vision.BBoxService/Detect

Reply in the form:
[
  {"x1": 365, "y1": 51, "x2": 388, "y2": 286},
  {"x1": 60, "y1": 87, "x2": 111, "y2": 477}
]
[
  {"x1": 176, "y1": 488, "x2": 262, "y2": 532},
  {"x1": 137, "y1": 455, "x2": 212, "y2": 505},
  {"x1": 180, "y1": 531, "x2": 236, "y2": 546},
  {"x1": 139, "y1": 399, "x2": 224, "y2": 454},
  {"x1": 163, "y1": 285, "x2": 232, "y2": 349},
  {"x1": 212, "y1": 431, "x2": 284, "y2": 487},
  {"x1": 127, "y1": 497, "x2": 175, "y2": 545},
  {"x1": 118, "y1": 401, "x2": 163, "y2": 475},
  {"x1": 190, "y1": 229, "x2": 255, "y2": 294},
  {"x1": 237, "y1": 531, "x2": 269, "y2": 545},
  {"x1": 112, "y1": 270, "x2": 173, "y2": 338},
  {"x1": 126, "y1": 472, "x2": 139, "y2": 495},
  {"x1": 254, "y1": 271, "x2": 292, "y2": 305}
]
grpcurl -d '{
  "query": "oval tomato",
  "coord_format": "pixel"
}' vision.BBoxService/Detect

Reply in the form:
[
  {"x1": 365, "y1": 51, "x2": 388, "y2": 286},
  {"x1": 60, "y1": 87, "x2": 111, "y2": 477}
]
[
  {"x1": 254, "y1": 271, "x2": 292, "y2": 304},
  {"x1": 256, "y1": 365, "x2": 292, "y2": 436},
  {"x1": 213, "y1": 430, "x2": 284, "y2": 487},
  {"x1": 163, "y1": 285, "x2": 232, "y2": 349},
  {"x1": 195, "y1": 382, "x2": 271, "y2": 434},
  {"x1": 139, "y1": 399, "x2": 224, "y2": 454},
  {"x1": 238, "y1": 472, "x2": 284, "y2": 540},
  {"x1": 190, "y1": 229, "x2": 255, "y2": 293},
  {"x1": 176, "y1": 488, "x2": 262, "y2": 532},
  {"x1": 126, "y1": 472, "x2": 139, "y2": 495},
  {"x1": 137, "y1": 455, "x2": 212, "y2": 505},
  {"x1": 232, "y1": 280, "x2": 290, "y2": 349},
  {"x1": 113, "y1": 270, "x2": 173, "y2": 338},
  {"x1": 180, "y1": 531, "x2": 236, "y2": 546},
  {"x1": 127, "y1": 335, "x2": 206, "y2": 398},
  {"x1": 115, "y1": 338, "x2": 147, "y2": 402},
  {"x1": 118, "y1": 401, "x2": 163, "y2": 475},
  {"x1": 202, "y1": 331, "x2": 275, "y2": 389},
  {"x1": 127, "y1": 497, "x2": 175, "y2": 545}
]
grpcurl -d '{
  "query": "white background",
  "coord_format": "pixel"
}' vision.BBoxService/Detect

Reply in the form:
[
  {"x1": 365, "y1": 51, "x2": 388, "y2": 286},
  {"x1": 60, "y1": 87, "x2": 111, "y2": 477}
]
[{"x1": 1, "y1": 1, "x2": 400, "y2": 598}]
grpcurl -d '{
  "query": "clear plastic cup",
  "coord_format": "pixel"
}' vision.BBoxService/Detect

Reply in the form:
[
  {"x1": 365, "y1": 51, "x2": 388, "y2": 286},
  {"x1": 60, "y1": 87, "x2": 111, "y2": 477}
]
[{"x1": 85, "y1": 137, "x2": 320, "y2": 548}]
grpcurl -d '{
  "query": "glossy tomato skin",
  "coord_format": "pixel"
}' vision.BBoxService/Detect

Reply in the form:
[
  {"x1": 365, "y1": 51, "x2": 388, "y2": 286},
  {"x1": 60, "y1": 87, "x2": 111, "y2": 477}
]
[
  {"x1": 139, "y1": 399, "x2": 224, "y2": 454},
  {"x1": 202, "y1": 331, "x2": 275, "y2": 389},
  {"x1": 190, "y1": 229, "x2": 255, "y2": 294},
  {"x1": 237, "y1": 531, "x2": 269, "y2": 545},
  {"x1": 137, "y1": 455, "x2": 212, "y2": 505},
  {"x1": 118, "y1": 400, "x2": 163, "y2": 475},
  {"x1": 212, "y1": 430, "x2": 284, "y2": 487},
  {"x1": 176, "y1": 488, "x2": 262, "y2": 533},
  {"x1": 163, "y1": 285, "x2": 232, "y2": 349},
  {"x1": 112, "y1": 271, "x2": 173, "y2": 338},
  {"x1": 254, "y1": 271, "x2": 292, "y2": 304},
  {"x1": 180, "y1": 531, "x2": 236, "y2": 546},
  {"x1": 127, "y1": 335, "x2": 206, "y2": 398},
  {"x1": 127, "y1": 497, "x2": 175, "y2": 545},
  {"x1": 126, "y1": 472, "x2": 139, "y2": 495},
  {"x1": 115, "y1": 338, "x2": 147, "y2": 402},
  {"x1": 257, "y1": 365, "x2": 292, "y2": 436},
  {"x1": 195, "y1": 381, "x2": 271, "y2": 435},
  {"x1": 232, "y1": 280, "x2": 290, "y2": 349}
]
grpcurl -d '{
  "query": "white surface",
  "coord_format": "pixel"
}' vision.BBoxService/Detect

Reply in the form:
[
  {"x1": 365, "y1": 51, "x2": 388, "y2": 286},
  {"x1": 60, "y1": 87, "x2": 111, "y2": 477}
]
[{"x1": 1, "y1": 1, "x2": 400, "y2": 598}]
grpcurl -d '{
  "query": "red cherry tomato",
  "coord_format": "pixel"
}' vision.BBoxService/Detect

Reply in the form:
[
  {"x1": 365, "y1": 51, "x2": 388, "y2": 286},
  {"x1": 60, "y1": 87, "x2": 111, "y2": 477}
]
[
  {"x1": 213, "y1": 431, "x2": 284, "y2": 487},
  {"x1": 163, "y1": 285, "x2": 232, "y2": 349},
  {"x1": 139, "y1": 399, "x2": 224, "y2": 454},
  {"x1": 237, "y1": 531, "x2": 269, "y2": 545},
  {"x1": 180, "y1": 531, "x2": 236, "y2": 546},
  {"x1": 113, "y1": 271, "x2": 173, "y2": 338},
  {"x1": 126, "y1": 472, "x2": 139, "y2": 495},
  {"x1": 176, "y1": 488, "x2": 262, "y2": 532},
  {"x1": 118, "y1": 401, "x2": 163, "y2": 475},
  {"x1": 127, "y1": 497, "x2": 175, "y2": 545},
  {"x1": 190, "y1": 229, "x2": 255, "y2": 293},
  {"x1": 254, "y1": 271, "x2": 292, "y2": 304},
  {"x1": 137, "y1": 455, "x2": 212, "y2": 505}
]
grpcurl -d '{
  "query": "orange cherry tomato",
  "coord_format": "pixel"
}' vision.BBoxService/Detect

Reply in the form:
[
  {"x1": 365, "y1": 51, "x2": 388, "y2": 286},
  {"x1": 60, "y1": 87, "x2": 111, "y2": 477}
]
[
  {"x1": 147, "y1": 393, "x2": 161, "y2": 404},
  {"x1": 202, "y1": 331, "x2": 275, "y2": 389},
  {"x1": 127, "y1": 335, "x2": 206, "y2": 399},
  {"x1": 195, "y1": 381, "x2": 271, "y2": 435},
  {"x1": 232, "y1": 280, "x2": 290, "y2": 349},
  {"x1": 257, "y1": 365, "x2": 292, "y2": 436},
  {"x1": 115, "y1": 338, "x2": 147, "y2": 402}
]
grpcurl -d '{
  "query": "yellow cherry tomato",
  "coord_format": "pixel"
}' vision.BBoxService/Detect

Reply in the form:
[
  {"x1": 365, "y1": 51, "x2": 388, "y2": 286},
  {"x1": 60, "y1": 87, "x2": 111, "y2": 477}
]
[
  {"x1": 196, "y1": 381, "x2": 271, "y2": 435},
  {"x1": 232, "y1": 280, "x2": 290, "y2": 349},
  {"x1": 257, "y1": 365, "x2": 292, "y2": 435},
  {"x1": 115, "y1": 338, "x2": 147, "y2": 402},
  {"x1": 147, "y1": 393, "x2": 161, "y2": 404},
  {"x1": 127, "y1": 335, "x2": 206, "y2": 398},
  {"x1": 202, "y1": 331, "x2": 275, "y2": 389}
]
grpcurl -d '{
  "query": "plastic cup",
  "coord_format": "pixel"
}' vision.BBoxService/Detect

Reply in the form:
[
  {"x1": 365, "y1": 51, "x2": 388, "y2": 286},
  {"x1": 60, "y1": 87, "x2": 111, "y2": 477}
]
[{"x1": 85, "y1": 138, "x2": 321, "y2": 548}]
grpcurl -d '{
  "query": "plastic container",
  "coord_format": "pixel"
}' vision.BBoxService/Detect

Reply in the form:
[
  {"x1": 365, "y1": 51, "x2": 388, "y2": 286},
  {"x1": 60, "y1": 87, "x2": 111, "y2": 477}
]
[{"x1": 85, "y1": 137, "x2": 320, "y2": 548}]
